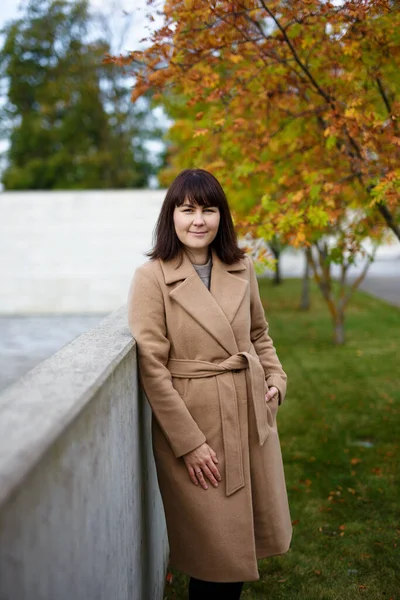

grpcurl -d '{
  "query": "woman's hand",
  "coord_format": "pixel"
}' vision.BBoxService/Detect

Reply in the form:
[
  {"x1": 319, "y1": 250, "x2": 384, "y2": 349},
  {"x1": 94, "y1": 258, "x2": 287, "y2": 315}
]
[
  {"x1": 265, "y1": 385, "x2": 279, "y2": 403},
  {"x1": 183, "y1": 442, "x2": 222, "y2": 490}
]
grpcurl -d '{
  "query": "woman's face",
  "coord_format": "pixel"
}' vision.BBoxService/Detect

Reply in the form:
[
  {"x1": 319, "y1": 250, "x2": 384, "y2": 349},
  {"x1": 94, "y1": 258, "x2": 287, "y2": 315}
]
[{"x1": 173, "y1": 199, "x2": 220, "y2": 253}]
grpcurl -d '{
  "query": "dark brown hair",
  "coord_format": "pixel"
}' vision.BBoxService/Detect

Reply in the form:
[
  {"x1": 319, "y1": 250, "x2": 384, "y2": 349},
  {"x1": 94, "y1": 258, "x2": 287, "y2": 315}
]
[{"x1": 147, "y1": 168, "x2": 245, "y2": 264}]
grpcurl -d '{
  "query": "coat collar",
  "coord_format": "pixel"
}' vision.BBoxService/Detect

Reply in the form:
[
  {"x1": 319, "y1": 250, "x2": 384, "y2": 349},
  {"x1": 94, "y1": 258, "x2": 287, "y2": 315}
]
[
  {"x1": 160, "y1": 248, "x2": 248, "y2": 356},
  {"x1": 160, "y1": 247, "x2": 246, "y2": 284}
]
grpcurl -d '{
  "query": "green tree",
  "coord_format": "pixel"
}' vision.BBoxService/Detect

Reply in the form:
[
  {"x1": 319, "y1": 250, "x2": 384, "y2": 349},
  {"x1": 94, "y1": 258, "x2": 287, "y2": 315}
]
[{"x1": 0, "y1": 0, "x2": 155, "y2": 189}]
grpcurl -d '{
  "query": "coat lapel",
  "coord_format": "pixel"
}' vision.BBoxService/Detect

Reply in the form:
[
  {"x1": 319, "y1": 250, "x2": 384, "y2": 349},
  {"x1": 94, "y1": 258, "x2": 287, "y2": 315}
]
[
  {"x1": 160, "y1": 248, "x2": 248, "y2": 356},
  {"x1": 210, "y1": 250, "x2": 248, "y2": 325}
]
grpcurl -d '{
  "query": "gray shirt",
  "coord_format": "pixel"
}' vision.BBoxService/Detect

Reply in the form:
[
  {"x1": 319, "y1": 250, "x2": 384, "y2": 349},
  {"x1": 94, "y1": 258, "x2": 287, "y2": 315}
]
[{"x1": 192, "y1": 255, "x2": 212, "y2": 290}]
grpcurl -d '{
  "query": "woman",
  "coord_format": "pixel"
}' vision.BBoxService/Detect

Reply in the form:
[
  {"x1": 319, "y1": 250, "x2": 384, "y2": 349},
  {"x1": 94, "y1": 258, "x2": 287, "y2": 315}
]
[{"x1": 127, "y1": 168, "x2": 292, "y2": 599}]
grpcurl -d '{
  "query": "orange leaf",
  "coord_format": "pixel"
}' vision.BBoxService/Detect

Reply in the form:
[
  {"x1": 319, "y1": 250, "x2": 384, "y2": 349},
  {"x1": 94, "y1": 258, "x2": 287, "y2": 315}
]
[
  {"x1": 193, "y1": 128, "x2": 209, "y2": 138},
  {"x1": 371, "y1": 467, "x2": 382, "y2": 475}
]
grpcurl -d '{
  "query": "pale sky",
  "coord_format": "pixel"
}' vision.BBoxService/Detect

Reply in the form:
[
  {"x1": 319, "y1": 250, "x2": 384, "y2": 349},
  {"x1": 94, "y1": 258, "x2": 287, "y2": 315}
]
[{"x1": 0, "y1": 0, "x2": 165, "y2": 51}]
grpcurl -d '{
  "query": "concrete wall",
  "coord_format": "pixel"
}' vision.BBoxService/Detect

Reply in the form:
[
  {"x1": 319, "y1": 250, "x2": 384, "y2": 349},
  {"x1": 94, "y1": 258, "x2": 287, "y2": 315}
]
[{"x1": 0, "y1": 308, "x2": 168, "y2": 600}]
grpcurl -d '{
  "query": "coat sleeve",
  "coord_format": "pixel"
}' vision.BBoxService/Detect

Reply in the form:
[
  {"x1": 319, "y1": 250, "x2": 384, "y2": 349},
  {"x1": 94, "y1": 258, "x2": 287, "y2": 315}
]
[
  {"x1": 127, "y1": 264, "x2": 207, "y2": 457},
  {"x1": 247, "y1": 256, "x2": 287, "y2": 405}
]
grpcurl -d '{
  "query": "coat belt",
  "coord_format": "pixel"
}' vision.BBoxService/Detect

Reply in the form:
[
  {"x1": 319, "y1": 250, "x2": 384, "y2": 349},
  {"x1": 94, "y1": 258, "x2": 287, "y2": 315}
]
[{"x1": 167, "y1": 351, "x2": 269, "y2": 496}]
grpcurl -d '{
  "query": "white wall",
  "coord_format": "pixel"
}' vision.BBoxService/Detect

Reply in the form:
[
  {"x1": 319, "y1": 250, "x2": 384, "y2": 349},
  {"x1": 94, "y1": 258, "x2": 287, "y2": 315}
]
[{"x1": 0, "y1": 190, "x2": 164, "y2": 314}]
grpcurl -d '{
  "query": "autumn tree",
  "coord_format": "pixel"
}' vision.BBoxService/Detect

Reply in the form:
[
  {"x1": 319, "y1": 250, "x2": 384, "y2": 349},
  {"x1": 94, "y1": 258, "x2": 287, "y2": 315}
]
[
  {"x1": 109, "y1": 0, "x2": 399, "y2": 343},
  {"x1": 0, "y1": 0, "x2": 155, "y2": 189}
]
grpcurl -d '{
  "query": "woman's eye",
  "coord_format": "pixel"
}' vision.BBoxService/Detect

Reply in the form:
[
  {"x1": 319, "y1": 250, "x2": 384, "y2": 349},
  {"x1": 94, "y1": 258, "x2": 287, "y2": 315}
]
[{"x1": 181, "y1": 207, "x2": 215, "y2": 213}]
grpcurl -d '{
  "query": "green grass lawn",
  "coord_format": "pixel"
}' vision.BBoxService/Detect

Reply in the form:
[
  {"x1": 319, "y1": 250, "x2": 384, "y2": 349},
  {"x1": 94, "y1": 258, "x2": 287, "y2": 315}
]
[{"x1": 164, "y1": 279, "x2": 400, "y2": 600}]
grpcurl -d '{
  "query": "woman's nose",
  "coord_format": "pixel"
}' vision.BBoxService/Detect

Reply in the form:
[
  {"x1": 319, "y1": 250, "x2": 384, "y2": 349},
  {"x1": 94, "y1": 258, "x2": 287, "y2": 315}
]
[{"x1": 193, "y1": 210, "x2": 206, "y2": 225}]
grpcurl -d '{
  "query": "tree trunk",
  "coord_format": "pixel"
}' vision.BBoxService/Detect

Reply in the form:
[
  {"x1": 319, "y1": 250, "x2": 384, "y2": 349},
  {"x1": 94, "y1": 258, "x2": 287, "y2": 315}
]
[
  {"x1": 299, "y1": 249, "x2": 310, "y2": 310},
  {"x1": 269, "y1": 238, "x2": 282, "y2": 285},
  {"x1": 273, "y1": 251, "x2": 281, "y2": 285},
  {"x1": 333, "y1": 311, "x2": 345, "y2": 345}
]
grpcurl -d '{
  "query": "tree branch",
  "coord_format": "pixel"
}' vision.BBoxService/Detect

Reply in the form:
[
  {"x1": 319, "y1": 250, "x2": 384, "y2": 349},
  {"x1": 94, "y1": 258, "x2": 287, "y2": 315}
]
[
  {"x1": 375, "y1": 75, "x2": 398, "y2": 134},
  {"x1": 257, "y1": 0, "x2": 334, "y2": 106},
  {"x1": 343, "y1": 251, "x2": 375, "y2": 310}
]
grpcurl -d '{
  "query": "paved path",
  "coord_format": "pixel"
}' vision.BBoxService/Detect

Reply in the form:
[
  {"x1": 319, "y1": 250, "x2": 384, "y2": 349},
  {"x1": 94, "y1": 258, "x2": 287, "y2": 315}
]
[
  {"x1": 346, "y1": 273, "x2": 400, "y2": 307},
  {"x1": 357, "y1": 276, "x2": 400, "y2": 307},
  {"x1": 0, "y1": 315, "x2": 108, "y2": 393}
]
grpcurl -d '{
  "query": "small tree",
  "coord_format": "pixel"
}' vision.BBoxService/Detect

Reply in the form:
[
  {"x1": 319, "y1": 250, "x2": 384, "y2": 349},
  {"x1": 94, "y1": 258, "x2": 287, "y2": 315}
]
[{"x1": 244, "y1": 190, "x2": 382, "y2": 343}]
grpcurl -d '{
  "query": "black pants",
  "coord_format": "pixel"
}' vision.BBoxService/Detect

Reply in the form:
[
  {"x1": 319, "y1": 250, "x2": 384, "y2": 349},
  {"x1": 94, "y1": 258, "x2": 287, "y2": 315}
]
[{"x1": 189, "y1": 576, "x2": 243, "y2": 599}]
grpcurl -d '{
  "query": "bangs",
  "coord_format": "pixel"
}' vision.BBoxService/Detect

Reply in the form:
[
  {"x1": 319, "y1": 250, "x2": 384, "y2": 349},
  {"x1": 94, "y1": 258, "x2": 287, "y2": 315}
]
[{"x1": 174, "y1": 176, "x2": 221, "y2": 208}]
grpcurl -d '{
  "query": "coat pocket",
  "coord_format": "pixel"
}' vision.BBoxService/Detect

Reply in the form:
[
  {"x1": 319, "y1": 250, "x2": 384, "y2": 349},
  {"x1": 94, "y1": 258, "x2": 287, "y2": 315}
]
[{"x1": 265, "y1": 381, "x2": 279, "y2": 427}]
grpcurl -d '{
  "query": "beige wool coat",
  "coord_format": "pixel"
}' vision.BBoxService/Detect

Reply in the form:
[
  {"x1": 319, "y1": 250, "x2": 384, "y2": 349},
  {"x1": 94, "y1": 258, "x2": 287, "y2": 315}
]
[{"x1": 127, "y1": 248, "x2": 292, "y2": 582}]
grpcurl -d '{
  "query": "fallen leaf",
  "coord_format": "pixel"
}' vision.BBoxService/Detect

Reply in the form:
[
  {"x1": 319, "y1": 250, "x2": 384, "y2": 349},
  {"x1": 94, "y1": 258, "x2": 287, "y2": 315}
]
[
  {"x1": 350, "y1": 458, "x2": 362, "y2": 465},
  {"x1": 300, "y1": 479, "x2": 312, "y2": 486}
]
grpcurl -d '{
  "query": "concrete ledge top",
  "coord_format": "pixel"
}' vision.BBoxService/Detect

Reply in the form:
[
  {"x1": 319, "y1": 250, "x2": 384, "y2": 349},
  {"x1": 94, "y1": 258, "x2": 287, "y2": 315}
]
[{"x1": 0, "y1": 306, "x2": 135, "y2": 506}]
